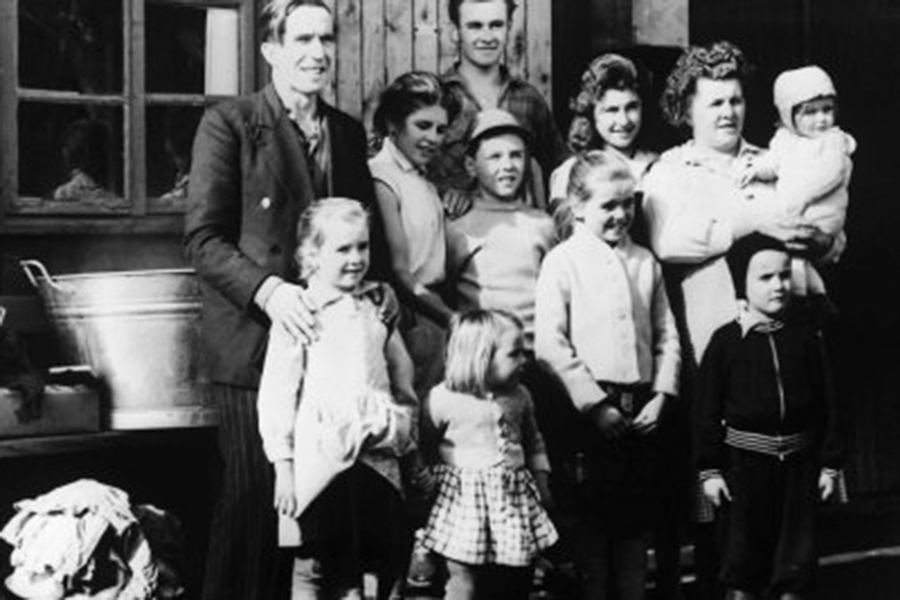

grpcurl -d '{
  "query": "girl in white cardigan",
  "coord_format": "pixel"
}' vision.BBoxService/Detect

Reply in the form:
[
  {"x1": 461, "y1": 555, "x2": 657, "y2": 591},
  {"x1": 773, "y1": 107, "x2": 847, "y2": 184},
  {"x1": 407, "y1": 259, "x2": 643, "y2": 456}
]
[{"x1": 536, "y1": 151, "x2": 680, "y2": 600}]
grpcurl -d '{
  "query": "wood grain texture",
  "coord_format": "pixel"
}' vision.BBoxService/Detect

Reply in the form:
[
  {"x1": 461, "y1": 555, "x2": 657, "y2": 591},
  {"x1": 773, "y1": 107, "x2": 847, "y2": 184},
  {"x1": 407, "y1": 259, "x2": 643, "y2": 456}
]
[
  {"x1": 414, "y1": 0, "x2": 440, "y2": 74},
  {"x1": 526, "y1": 0, "x2": 552, "y2": 106},
  {"x1": 385, "y1": 0, "x2": 413, "y2": 84},
  {"x1": 335, "y1": 0, "x2": 363, "y2": 115},
  {"x1": 361, "y1": 0, "x2": 387, "y2": 134},
  {"x1": 321, "y1": 0, "x2": 552, "y2": 124},
  {"x1": 507, "y1": 0, "x2": 527, "y2": 79}
]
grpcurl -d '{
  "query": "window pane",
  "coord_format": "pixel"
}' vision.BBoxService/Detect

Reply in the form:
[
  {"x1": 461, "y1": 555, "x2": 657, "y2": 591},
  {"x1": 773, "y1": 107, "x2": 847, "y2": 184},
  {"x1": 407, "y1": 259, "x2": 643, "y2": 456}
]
[
  {"x1": 146, "y1": 106, "x2": 204, "y2": 203},
  {"x1": 146, "y1": 4, "x2": 240, "y2": 95},
  {"x1": 18, "y1": 0, "x2": 123, "y2": 93},
  {"x1": 19, "y1": 103, "x2": 125, "y2": 205}
]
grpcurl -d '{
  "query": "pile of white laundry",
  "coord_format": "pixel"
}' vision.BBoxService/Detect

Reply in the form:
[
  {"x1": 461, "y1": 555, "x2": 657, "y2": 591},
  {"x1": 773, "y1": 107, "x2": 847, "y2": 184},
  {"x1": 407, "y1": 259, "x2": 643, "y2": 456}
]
[{"x1": 1, "y1": 479, "x2": 183, "y2": 599}]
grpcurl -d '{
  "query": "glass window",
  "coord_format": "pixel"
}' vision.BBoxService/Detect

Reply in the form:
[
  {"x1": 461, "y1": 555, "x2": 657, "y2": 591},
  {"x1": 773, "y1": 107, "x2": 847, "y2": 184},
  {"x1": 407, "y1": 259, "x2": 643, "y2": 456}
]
[
  {"x1": 145, "y1": 105, "x2": 204, "y2": 204},
  {"x1": 146, "y1": 4, "x2": 239, "y2": 95},
  {"x1": 18, "y1": 0, "x2": 123, "y2": 94},
  {"x1": 18, "y1": 103, "x2": 125, "y2": 207},
  {"x1": 3, "y1": 0, "x2": 251, "y2": 226}
]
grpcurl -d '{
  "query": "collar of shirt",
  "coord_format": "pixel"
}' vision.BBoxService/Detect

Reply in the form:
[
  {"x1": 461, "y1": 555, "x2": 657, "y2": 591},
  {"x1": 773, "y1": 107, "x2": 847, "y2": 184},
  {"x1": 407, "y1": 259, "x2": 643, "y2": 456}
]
[
  {"x1": 305, "y1": 279, "x2": 380, "y2": 312},
  {"x1": 571, "y1": 224, "x2": 633, "y2": 257},
  {"x1": 442, "y1": 63, "x2": 524, "y2": 108},
  {"x1": 382, "y1": 137, "x2": 424, "y2": 175},
  {"x1": 294, "y1": 114, "x2": 327, "y2": 155},
  {"x1": 472, "y1": 191, "x2": 527, "y2": 212},
  {"x1": 737, "y1": 304, "x2": 785, "y2": 337},
  {"x1": 266, "y1": 88, "x2": 327, "y2": 150},
  {"x1": 678, "y1": 138, "x2": 763, "y2": 168}
]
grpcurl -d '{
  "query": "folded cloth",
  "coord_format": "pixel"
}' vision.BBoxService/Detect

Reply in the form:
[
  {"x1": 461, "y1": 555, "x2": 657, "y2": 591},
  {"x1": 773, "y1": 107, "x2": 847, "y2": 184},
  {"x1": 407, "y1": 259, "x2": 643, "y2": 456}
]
[{"x1": 1, "y1": 479, "x2": 158, "y2": 600}]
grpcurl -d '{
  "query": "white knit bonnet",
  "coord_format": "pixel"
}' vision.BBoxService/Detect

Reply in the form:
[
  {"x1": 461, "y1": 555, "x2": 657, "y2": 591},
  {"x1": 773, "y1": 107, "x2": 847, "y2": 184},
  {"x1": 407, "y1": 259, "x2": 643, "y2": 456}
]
[{"x1": 773, "y1": 66, "x2": 837, "y2": 131}]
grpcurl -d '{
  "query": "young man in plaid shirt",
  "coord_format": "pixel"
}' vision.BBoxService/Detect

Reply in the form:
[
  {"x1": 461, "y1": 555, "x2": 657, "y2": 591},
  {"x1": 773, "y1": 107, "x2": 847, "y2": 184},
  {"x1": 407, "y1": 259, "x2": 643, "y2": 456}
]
[{"x1": 429, "y1": 0, "x2": 569, "y2": 215}]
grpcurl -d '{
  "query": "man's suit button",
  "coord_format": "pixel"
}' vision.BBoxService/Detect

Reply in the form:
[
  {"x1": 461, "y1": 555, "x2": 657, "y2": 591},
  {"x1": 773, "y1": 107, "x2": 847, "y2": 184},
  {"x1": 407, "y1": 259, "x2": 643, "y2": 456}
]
[{"x1": 270, "y1": 245, "x2": 282, "y2": 255}]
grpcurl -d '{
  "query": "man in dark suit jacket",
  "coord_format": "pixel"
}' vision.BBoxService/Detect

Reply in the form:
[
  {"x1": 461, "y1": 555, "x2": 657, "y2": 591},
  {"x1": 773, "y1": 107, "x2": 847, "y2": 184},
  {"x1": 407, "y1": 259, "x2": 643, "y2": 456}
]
[{"x1": 184, "y1": 1, "x2": 386, "y2": 597}]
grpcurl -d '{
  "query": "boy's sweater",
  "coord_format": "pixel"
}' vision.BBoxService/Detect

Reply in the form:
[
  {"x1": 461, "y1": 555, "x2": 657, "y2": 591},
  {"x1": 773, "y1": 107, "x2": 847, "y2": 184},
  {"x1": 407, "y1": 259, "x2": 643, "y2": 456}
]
[{"x1": 445, "y1": 197, "x2": 555, "y2": 348}]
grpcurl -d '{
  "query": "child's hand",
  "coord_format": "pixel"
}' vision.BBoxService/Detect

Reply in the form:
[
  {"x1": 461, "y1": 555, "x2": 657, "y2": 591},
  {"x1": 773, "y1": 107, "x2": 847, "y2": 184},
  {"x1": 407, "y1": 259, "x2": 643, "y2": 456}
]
[
  {"x1": 819, "y1": 469, "x2": 837, "y2": 501},
  {"x1": 633, "y1": 393, "x2": 667, "y2": 435},
  {"x1": 702, "y1": 475, "x2": 731, "y2": 508},
  {"x1": 411, "y1": 460, "x2": 437, "y2": 501},
  {"x1": 735, "y1": 154, "x2": 757, "y2": 187},
  {"x1": 274, "y1": 460, "x2": 298, "y2": 518},
  {"x1": 534, "y1": 470, "x2": 555, "y2": 512},
  {"x1": 736, "y1": 154, "x2": 775, "y2": 188},
  {"x1": 592, "y1": 402, "x2": 629, "y2": 440},
  {"x1": 442, "y1": 188, "x2": 473, "y2": 220},
  {"x1": 419, "y1": 470, "x2": 438, "y2": 501}
]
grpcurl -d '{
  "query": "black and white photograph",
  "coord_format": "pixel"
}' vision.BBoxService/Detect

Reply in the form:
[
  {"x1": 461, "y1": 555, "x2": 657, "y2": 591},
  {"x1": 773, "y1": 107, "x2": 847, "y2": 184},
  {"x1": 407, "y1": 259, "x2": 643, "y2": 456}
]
[{"x1": 1, "y1": 1, "x2": 899, "y2": 598}]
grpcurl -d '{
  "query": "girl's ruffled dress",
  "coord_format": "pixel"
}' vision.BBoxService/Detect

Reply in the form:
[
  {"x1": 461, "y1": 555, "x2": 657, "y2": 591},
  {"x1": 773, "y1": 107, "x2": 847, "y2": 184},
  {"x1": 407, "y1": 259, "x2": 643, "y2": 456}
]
[{"x1": 421, "y1": 384, "x2": 558, "y2": 566}]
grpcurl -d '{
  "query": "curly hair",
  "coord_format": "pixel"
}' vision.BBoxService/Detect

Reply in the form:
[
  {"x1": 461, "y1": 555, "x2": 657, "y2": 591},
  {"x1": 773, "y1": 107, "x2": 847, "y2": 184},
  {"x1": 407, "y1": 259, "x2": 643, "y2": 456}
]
[
  {"x1": 372, "y1": 71, "x2": 460, "y2": 140},
  {"x1": 660, "y1": 41, "x2": 752, "y2": 135},
  {"x1": 567, "y1": 54, "x2": 643, "y2": 153}
]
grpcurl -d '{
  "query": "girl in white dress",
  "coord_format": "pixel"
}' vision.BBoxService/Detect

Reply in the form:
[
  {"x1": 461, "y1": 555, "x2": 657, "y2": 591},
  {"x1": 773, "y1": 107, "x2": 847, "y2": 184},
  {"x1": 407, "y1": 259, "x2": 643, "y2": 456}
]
[{"x1": 257, "y1": 197, "x2": 418, "y2": 599}]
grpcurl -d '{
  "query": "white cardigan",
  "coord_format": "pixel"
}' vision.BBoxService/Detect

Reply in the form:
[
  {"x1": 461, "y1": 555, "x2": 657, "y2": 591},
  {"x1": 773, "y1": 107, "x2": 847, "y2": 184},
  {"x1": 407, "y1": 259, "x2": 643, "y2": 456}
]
[{"x1": 535, "y1": 227, "x2": 680, "y2": 413}]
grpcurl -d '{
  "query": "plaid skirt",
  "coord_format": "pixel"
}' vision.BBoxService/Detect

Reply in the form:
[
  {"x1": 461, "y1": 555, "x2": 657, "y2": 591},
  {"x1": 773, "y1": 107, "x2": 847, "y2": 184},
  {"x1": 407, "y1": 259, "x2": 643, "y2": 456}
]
[{"x1": 421, "y1": 464, "x2": 558, "y2": 566}]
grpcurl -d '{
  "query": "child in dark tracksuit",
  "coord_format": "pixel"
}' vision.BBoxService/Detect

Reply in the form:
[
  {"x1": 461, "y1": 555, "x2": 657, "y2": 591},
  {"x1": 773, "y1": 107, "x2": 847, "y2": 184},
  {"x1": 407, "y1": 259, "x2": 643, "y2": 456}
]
[{"x1": 693, "y1": 233, "x2": 843, "y2": 600}]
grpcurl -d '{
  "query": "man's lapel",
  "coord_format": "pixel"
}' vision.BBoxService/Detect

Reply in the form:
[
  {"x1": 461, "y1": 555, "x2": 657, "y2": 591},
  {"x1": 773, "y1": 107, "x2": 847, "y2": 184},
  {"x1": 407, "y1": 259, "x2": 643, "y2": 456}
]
[
  {"x1": 254, "y1": 85, "x2": 317, "y2": 206},
  {"x1": 320, "y1": 102, "x2": 347, "y2": 188}
]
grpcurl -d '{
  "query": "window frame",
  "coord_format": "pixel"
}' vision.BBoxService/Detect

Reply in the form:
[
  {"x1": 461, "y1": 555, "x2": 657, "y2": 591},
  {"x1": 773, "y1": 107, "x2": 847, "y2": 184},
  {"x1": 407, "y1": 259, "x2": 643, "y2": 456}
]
[{"x1": 0, "y1": 0, "x2": 257, "y2": 234}]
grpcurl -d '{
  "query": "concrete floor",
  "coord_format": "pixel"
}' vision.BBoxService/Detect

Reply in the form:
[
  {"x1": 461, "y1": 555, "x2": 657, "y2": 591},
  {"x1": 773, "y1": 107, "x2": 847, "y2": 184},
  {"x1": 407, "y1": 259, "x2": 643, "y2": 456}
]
[{"x1": 389, "y1": 495, "x2": 900, "y2": 600}]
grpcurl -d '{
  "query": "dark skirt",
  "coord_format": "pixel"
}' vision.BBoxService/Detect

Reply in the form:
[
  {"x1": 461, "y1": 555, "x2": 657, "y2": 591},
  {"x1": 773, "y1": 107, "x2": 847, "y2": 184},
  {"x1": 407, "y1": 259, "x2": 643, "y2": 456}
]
[
  {"x1": 524, "y1": 368, "x2": 665, "y2": 536},
  {"x1": 297, "y1": 462, "x2": 412, "y2": 574},
  {"x1": 576, "y1": 385, "x2": 659, "y2": 536}
]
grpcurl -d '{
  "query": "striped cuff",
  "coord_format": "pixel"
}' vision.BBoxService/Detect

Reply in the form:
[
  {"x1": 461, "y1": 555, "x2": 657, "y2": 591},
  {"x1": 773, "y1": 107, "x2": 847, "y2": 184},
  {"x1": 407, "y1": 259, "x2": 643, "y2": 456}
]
[{"x1": 699, "y1": 469, "x2": 723, "y2": 482}]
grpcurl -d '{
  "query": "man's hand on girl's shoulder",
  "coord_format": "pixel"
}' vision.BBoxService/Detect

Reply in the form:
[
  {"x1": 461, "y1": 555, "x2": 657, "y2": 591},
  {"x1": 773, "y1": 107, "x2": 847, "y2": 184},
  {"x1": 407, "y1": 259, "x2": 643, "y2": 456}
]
[{"x1": 263, "y1": 282, "x2": 320, "y2": 344}]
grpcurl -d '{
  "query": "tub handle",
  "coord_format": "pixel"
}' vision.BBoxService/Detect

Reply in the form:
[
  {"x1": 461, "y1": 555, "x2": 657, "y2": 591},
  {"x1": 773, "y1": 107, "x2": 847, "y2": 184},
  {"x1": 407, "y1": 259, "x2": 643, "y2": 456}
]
[{"x1": 20, "y1": 259, "x2": 65, "y2": 292}]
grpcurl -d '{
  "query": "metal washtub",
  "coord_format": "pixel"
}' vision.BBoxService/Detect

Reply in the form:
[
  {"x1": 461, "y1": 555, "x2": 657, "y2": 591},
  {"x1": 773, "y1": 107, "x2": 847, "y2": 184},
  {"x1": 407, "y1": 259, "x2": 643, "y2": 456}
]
[{"x1": 21, "y1": 260, "x2": 216, "y2": 429}]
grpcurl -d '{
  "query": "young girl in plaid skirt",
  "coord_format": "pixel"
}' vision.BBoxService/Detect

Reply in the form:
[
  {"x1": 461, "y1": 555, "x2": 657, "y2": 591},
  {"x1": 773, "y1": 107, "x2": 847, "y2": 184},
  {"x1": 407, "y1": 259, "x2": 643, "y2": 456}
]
[{"x1": 420, "y1": 309, "x2": 558, "y2": 599}]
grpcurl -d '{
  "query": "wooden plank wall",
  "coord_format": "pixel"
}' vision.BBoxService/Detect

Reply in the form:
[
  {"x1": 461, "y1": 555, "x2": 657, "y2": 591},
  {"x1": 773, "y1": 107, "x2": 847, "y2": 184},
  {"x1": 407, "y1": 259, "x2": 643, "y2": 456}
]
[{"x1": 326, "y1": 0, "x2": 553, "y2": 131}]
